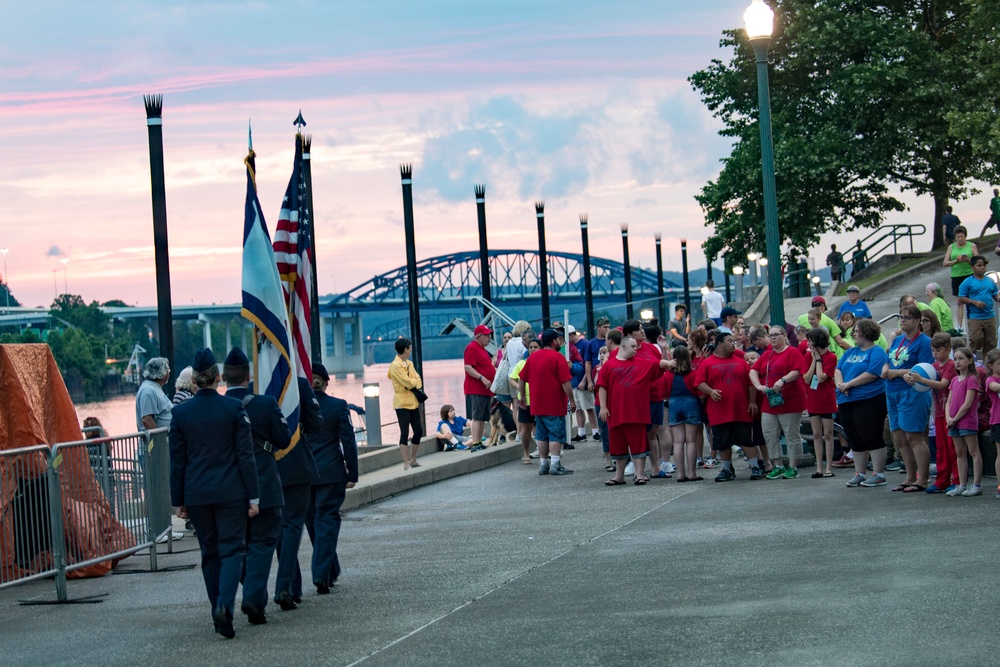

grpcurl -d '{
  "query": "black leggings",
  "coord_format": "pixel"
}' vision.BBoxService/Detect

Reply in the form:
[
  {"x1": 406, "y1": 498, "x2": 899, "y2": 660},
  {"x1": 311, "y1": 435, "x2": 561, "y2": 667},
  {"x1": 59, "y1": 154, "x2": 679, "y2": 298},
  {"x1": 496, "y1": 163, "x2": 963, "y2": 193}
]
[{"x1": 395, "y1": 408, "x2": 423, "y2": 445}]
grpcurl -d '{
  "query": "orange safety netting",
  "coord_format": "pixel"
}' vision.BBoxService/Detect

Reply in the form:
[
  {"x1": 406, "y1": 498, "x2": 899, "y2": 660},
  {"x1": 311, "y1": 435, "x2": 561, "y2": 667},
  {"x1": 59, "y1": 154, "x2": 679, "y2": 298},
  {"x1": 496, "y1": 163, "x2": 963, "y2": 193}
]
[{"x1": 0, "y1": 344, "x2": 136, "y2": 581}]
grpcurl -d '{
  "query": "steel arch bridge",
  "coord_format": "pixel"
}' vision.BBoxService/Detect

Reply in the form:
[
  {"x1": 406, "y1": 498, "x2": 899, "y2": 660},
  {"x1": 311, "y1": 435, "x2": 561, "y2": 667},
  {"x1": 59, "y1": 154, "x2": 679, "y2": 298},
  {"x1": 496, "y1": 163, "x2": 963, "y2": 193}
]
[{"x1": 324, "y1": 249, "x2": 681, "y2": 311}]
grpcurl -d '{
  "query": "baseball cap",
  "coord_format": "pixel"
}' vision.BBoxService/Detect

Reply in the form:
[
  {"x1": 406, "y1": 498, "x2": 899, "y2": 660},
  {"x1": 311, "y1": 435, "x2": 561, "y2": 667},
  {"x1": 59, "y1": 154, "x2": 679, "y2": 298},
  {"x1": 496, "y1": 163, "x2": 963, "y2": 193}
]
[
  {"x1": 566, "y1": 325, "x2": 578, "y2": 335},
  {"x1": 596, "y1": 316, "x2": 611, "y2": 326},
  {"x1": 720, "y1": 306, "x2": 741, "y2": 319},
  {"x1": 811, "y1": 296, "x2": 827, "y2": 306},
  {"x1": 541, "y1": 328, "x2": 562, "y2": 346},
  {"x1": 847, "y1": 285, "x2": 860, "y2": 293},
  {"x1": 473, "y1": 325, "x2": 493, "y2": 336}
]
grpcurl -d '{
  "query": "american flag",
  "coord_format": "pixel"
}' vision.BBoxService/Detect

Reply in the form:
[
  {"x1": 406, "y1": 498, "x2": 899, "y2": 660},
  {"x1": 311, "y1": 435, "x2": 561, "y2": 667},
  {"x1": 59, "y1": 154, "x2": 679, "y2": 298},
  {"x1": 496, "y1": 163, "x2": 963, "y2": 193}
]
[{"x1": 272, "y1": 135, "x2": 313, "y2": 380}]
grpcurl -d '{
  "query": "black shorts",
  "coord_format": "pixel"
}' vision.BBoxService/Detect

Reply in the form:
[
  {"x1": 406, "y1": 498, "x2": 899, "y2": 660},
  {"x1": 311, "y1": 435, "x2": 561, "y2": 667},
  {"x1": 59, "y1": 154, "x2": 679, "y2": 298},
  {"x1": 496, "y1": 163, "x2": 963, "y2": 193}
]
[
  {"x1": 751, "y1": 420, "x2": 765, "y2": 448},
  {"x1": 991, "y1": 424, "x2": 1000, "y2": 444},
  {"x1": 711, "y1": 422, "x2": 751, "y2": 449},
  {"x1": 808, "y1": 412, "x2": 835, "y2": 419},
  {"x1": 517, "y1": 407, "x2": 535, "y2": 424},
  {"x1": 466, "y1": 394, "x2": 492, "y2": 421},
  {"x1": 839, "y1": 395, "x2": 888, "y2": 452},
  {"x1": 952, "y1": 275, "x2": 970, "y2": 297}
]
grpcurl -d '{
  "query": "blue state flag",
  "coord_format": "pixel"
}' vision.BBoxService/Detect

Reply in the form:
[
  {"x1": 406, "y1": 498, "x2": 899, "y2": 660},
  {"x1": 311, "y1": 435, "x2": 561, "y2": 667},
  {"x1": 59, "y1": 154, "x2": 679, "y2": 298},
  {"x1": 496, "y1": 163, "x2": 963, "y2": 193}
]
[{"x1": 241, "y1": 159, "x2": 301, "y2": 444}]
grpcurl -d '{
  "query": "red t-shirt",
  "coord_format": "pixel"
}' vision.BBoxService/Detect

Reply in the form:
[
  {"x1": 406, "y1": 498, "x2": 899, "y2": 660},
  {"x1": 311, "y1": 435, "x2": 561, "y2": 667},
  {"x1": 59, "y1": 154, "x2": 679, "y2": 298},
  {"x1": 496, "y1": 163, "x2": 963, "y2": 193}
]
[
  {"x1": 804, "y1": 349, "x2": 837, "y2": 414},
  {"x1": 518, "y1": 348, "x2": 571, "y2": 417},
  {"x1": 693, "y1": 353, "x2": 753, "y2": 424},
  {"x1": 752, "y1": 345, "x2": 807, "y2": 414},
  {"x1": 463, "y1": 341, "x2": 496, "y2": 396},
  {"x1": 932, "y1": 359, "x2": 957, "y2": 416},
  {"x1": 596, "y1": 354, "x2": 662, "y2": 428},
  {"x1": 634, "y1": 342, "x2": 665, "y2": 401}
]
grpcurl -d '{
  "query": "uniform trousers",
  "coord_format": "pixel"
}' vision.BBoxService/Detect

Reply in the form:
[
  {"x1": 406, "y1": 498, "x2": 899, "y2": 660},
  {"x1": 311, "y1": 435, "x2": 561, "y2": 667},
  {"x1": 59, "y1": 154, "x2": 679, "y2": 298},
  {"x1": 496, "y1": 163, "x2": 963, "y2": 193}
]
[
  {"x1": 187, "y1": 499, "x2": 248, "y2": 617},
  {"x1": 307, "y1": 482, "x2": 347, "y2": 587},
  {"x1": 241, "y1": 506, "x2": 281, "y2": 609},
  {"x1": 274, "y1": 483, "x2": 311, "y2": 601}
]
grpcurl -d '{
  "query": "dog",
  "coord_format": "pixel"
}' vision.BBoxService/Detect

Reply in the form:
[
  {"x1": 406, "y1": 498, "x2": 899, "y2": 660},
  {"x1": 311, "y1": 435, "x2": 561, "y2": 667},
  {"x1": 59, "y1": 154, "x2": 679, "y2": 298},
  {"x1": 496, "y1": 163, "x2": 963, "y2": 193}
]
[{"x1": 485, "y1": 400, "x2": 518, "y2": 447}]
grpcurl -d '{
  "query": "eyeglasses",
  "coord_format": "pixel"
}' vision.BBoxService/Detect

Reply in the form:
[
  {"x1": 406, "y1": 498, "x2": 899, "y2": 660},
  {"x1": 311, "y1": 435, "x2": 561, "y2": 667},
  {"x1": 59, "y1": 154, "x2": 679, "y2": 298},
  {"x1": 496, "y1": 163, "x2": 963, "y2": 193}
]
[
  {"x1": 920, "y1": 317, "x2": 931, "y2": 322},
  {"x1": 768, "y1": 332, "x2": 785, "y2": 338},
  {"x1": 900, "y1": 315, "x2": 915, "y2": 321}
]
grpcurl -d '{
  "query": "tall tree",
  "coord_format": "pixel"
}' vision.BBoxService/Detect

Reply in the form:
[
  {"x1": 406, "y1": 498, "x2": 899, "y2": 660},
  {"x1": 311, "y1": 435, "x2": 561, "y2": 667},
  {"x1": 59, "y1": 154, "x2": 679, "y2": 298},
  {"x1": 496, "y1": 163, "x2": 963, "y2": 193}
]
[{"x1": 689, "y1": 0, "x2": 1000, "y2": 264}]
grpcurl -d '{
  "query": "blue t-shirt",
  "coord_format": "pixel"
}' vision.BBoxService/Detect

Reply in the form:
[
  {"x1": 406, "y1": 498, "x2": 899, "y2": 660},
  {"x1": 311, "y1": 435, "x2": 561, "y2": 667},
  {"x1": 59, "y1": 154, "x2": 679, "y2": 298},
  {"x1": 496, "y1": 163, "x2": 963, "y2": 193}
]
[
  {"x1": 837, "y1": 300, "x2": 871, "y2": 320},
  {"x1": 586, "y1": 337, "x2": 607, "y2": 367},
  {"x1": 885, "y1": 333, "x2": 933, "y2": 392},
  {"x1": 836, "y1": 346, "x2": 889, "y2": 403},
  {"x1": 437, "y1": 415, "x2": 468, "y2": 436},
  {"x1": 958, "y1": 275, "x2": 998, "y2": 320}
]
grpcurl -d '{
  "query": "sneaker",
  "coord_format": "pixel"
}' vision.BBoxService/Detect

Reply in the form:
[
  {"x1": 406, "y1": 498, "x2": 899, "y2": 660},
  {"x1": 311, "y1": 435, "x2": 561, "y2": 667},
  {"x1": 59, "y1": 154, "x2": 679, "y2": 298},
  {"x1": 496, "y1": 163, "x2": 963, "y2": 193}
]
[
  {"x1": 696, "y1": 457, "x2": 705, "y2": 468},
  {"x1": 765, "y1": 466, "x2": 786, "y2": 480},
  {"x1": 860, "y1": 472, "x2": 886, "y2": 487},
  {"x1": 592, "y1": 431, "x2": 601, "y2": 441},
  {"x1": 454, "y1": 443, "x2": 469, "y2": 451},
  {"x1": 782, "y1": 467, "x2": 799, "y2": 479},
  {"x1": 944, "y1": 484, "x2": 958, "y2": 493},
  {"x1": 702, "y1": 458, "x2": 719, "y2": 469},
  {"x1": 929, "y1": 463, "x2": 937, "y2": 477},
  {"x1": 529, "y1": 449, "x2": 540, "y2": 459},
  {"x1": 714, "y1": 467, "x2": 736, "y2": 482},
  {"x1": 444, "y1": 445, "x2": 455, "y2": 452},
  {"x1": 885, "y1": 460, "x2": 905, "y2": 472},
  {"x1": 832, "y1": 455, "x2": 855, "y2": 468},
  {"x1": 550, "y1": 462, "x2": 574, "y2": 475},
  {"x1": 571, "y1": 434, "x2": 587, "y2": 442},
  {"x1": 962, "y1": 484, "x2": 982, "y2": 497},
  {"x1": 662, "y1": 461, "x2": 676, "y2": 474},
  {"x1": 470, "y1": 444, "x2": 486, "y2": 452},
  {"x1": 157, "y1": 531, "x2": 184, "y2": 544},
  {"x1": 996, "y1": 486, "x2": 1000, "y2": 498},
  {"x1": 624, "y1": 462, "x2": 635, "y2": 476},
  {"x1": 846, "y1": 473, "x2": 867, "y2": 487},
  {"x1": 749, "y1": 466, "x2": 763, "y2": 480},
  {"x1": 515, "y1": 434, "x2": 522, "y2": 443},
  {"x1": 946, "y1": 484, "x2": 967, "y2": 497},
  {"x1": 538, "y1": 462, "x2": 550, "y2": 475}
]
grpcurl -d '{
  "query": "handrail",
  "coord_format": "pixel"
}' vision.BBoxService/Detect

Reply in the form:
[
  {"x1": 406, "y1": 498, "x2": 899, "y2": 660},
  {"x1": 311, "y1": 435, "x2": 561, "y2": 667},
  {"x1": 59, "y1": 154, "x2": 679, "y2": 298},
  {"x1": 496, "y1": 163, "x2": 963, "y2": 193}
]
[
  {"x1": 467, "y1": 296, "x2": 518, "y2": 336},
  {"x1": 855, "y1": 224, "x2": 927, "y2": 267}
]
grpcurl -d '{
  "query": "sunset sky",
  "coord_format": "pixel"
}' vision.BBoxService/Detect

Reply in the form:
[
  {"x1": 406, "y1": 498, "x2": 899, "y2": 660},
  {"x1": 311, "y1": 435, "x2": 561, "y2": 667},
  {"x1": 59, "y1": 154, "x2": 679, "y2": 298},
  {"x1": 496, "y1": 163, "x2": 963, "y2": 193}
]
[{"x1": 0, "y1": 1, "x2": 985, "y2": 309}]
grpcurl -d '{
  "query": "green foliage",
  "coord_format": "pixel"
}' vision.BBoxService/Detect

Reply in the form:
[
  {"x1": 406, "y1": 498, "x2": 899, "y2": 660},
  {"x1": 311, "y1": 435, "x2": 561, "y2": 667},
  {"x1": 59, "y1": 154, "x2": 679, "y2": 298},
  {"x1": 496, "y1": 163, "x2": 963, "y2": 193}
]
[
  {"x1": 689, "y1": 0, "x2": 1000, "y2": 262},
  {"x1": 0, "y1": 280, "x2": 20, "y2": 308}
]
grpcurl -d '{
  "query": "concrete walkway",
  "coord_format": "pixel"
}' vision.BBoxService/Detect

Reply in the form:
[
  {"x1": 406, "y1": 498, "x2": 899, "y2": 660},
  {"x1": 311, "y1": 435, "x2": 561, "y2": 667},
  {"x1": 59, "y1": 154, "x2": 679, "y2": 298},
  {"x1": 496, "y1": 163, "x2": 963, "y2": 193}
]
[{"x1": 3, "y1": 442, "x2": 998, "y2": 666}]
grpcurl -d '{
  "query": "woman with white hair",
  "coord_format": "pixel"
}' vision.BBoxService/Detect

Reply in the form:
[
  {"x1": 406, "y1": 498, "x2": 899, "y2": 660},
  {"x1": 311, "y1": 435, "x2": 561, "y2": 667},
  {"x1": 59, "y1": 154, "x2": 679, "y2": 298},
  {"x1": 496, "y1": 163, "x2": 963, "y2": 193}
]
[
  {"x1": 925, "y1": 282, "x2": 954, "y2": 331},
  {"x1": 172, "y1": 366, "x2": 196, "y2": 404}
]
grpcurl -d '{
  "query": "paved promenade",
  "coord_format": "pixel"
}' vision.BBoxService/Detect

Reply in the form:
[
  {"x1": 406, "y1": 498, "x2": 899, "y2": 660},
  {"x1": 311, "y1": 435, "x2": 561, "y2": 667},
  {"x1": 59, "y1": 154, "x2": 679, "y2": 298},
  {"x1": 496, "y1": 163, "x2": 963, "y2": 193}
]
[{"x1": 2, "y1": 441, "x2": 997, "y2": 667}]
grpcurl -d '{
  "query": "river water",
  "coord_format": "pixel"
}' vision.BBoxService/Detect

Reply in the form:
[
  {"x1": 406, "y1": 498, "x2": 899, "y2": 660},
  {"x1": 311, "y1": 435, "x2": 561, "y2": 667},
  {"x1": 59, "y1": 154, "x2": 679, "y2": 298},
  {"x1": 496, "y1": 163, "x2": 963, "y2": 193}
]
[{"x1": 74, "y1": 359, "x2": 468, "y2": 444}]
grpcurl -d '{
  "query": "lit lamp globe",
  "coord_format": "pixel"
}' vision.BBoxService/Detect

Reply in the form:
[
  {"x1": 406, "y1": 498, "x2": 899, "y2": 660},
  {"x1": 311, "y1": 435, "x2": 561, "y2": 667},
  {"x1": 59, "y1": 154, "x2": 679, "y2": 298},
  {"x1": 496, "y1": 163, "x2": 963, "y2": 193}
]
[
  {"x1": 744, "y1": 0, "x2": 774, "y2": 41},
  {"x1": 640, "y1": 308, "x2": 654, "y2": 321},
  {"x1": 758, "y1": 257, "x2": 769, "y2": 267},
  {"x1": 733, "y1": 266, "x2": 745, "y2": 276}
]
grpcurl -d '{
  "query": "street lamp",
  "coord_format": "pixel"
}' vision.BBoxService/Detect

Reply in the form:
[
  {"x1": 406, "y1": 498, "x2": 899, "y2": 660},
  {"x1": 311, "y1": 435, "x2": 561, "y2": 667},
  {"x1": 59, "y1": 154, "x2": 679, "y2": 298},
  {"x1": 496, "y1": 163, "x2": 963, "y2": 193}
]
[
  {"x1": 811, "y1": 275, "x2": 821, "y2": 297},
  {"x1": 744, "y1": 0, "x2": 784, "y2": 325},
  {"x1": 747, "y1": 252, "x2": 760, "y2": 286},
  {"x1": 733, "y1": 265, "x2": 745, "y2": 302},
  {"x1": 758, "y1": 256, "x2": 769, "y2": 289},
  {"x1": 0, "y1": 248, "x2": 8, "y2": 312},
  {"x1": 60, "y1": 257, "x2": 69, "y2": 294}
]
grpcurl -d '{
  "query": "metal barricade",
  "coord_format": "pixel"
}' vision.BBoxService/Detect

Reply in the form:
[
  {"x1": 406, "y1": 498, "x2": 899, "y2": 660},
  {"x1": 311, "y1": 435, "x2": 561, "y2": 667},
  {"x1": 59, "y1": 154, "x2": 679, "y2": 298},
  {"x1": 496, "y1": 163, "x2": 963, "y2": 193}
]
[
  {"x1": 0, "y1": 428, "x2": 174, "y2": 601},
  {"x1": 0, "y1": 445, "x2": 61, "y2": 591}
]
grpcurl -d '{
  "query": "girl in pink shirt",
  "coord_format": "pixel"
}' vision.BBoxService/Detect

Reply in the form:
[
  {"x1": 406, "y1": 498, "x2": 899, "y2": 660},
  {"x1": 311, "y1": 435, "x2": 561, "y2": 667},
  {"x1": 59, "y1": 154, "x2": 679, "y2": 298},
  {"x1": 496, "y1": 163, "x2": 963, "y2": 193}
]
[
  {"x1": 984, "y1": 349, "x2": 1000, "y2": 499},
  {"x1": 946, "y1": 347, "x2": 983, "y2": 496}
]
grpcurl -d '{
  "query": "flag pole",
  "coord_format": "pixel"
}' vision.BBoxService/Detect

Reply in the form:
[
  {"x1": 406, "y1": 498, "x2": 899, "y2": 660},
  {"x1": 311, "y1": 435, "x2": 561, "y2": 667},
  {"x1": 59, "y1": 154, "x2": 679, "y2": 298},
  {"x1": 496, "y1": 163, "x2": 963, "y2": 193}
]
[{"x1": 246, "y1": 122, "x2": 261, "y2": 395}]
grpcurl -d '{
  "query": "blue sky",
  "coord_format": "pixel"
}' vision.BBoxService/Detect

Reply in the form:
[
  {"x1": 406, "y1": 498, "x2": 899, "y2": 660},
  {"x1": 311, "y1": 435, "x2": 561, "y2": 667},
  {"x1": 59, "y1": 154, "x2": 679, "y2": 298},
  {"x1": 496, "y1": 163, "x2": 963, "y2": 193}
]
[{"x1": 0, "y1": 1, "x2": 973, "y2": 307}]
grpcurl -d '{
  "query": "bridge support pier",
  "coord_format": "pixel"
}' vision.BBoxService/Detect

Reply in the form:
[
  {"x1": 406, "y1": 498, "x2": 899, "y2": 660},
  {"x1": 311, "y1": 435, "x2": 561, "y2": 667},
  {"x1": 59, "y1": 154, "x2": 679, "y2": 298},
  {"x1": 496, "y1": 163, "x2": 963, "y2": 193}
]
[
  {"x1": 321, "y1": 313, "x2": 365, "y2": 377},
  {"x1": 198, "y1": 314, "x2": 213, "y2": 350}
]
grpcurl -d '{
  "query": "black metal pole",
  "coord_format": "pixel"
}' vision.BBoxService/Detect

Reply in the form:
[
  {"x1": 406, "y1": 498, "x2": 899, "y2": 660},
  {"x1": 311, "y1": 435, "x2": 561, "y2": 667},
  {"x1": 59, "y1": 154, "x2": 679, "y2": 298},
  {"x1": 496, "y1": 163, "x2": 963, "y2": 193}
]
[
  {"x1": 621, "y1": 223, "x2": 633, "y2": 320},
  {"x1": 302, "y1": 135, "x2": 322, "y2": 364},
  {"x1": 143, "y1": 94, "x2": 174, "y2": 394},
  {"x1": 655, "y1": 233, "x2": 665, "y2": 324},
  {"x1": 400, "y1": 165, "x2": 423, "y2": 381},
  {"x1": 475, "y1": 185, "x2": 491, "y2": 304},
  {"x1": 706, "y1": 254, "x2": 714, "y2": 285},
  {"x1": 536, "y1": 202, "x2": 551, "y2": 330},
  {"x1": 724, "y1": 255, "x2": 732, "y2": 304},
  {"x1": 580, "y1": 214, "x2": 595, "y2": 336},
  {"x1": 681, "y1": 239, "x2": 692, "y2": 318}
]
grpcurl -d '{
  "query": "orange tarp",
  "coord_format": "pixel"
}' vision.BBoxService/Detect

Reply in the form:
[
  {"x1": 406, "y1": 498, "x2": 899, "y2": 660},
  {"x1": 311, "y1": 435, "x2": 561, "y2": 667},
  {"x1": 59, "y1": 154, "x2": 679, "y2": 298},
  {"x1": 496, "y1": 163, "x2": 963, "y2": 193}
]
[{"x1": 0, "y1": 344, "x2": 135, "y2": 580}]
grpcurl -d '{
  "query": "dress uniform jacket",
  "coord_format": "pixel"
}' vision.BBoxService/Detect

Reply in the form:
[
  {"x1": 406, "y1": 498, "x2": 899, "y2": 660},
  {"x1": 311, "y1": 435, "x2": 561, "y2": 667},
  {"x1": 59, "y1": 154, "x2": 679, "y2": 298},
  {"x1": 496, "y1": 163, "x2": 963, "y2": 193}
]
[
  {"x1": 169, "y1": 389, "x2": 259, "y2": 507},
  {"x1": 311, "y1": 393, "x2": 360, "y2": 485},
  {"x1": 225, "y1": 387, "x2": 291, "y2": 509},
  {"x1": 274, "y1": 377, "x2": 322, "y2": 485}
]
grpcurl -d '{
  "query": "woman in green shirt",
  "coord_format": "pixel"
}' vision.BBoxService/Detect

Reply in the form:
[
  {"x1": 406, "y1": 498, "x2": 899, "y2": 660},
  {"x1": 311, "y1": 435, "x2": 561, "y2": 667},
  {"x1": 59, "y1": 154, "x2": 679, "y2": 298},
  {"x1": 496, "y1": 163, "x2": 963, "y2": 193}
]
[
  {"x1": 924, "y1": 282, "x2": 954, "y2": 331},
  {"x1": 943, "y1": 226, "x2": 977, "y2": 331}
]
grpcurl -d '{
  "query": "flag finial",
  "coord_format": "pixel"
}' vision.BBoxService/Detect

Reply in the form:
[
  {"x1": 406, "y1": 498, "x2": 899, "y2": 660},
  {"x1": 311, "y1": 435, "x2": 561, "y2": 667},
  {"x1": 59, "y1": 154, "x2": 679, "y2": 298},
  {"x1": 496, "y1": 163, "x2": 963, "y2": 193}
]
[
  {"x1": 294, "y1": 110, "x2": 306, "y2": 130},
  {"x1": 248, "y1": 120, "x2": 253, "y2": 150}
]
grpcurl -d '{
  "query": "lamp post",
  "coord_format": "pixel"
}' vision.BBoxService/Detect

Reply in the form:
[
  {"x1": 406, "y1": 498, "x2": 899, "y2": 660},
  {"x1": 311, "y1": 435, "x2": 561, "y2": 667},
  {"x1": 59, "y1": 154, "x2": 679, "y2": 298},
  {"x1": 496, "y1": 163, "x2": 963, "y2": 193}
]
[
  {"x1": 0, "y1": 248, "x2": 8, "y2": 313},
  {"x1": 812, "y1": 275, "x2": 821, "y2": 297},
  {"x1": 745, "y1": 0, "x2": 784, "y2": 325},
  {"x1": 733, "y1": 265, "x2": 745, "y2": 302},
  {"x1": 759, "y1": 256, "x2": 769, "y2": 290},
  {"x1": 60, "y1": 258, "x2": 69, "y2": 294},
  {"x1": 747, "y1": 252, "x2": 759, "y2": 286}
]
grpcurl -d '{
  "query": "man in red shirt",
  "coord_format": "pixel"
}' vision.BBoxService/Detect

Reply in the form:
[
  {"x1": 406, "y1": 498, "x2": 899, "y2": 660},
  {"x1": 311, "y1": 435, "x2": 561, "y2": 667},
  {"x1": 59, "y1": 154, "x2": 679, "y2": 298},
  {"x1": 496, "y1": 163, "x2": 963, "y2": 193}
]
[
  {"x1": 463, "y1": 324, "x2": 496, "y2": 446},
  {"x1": 695, "y1": 331, "x2": 759, "y2": 481},
  {"x1": 597, "y1": 334, "x2": 672, "y2": 485},
  {"x1": 518, "y1": 329, "x2": 577, "y2": 475}
]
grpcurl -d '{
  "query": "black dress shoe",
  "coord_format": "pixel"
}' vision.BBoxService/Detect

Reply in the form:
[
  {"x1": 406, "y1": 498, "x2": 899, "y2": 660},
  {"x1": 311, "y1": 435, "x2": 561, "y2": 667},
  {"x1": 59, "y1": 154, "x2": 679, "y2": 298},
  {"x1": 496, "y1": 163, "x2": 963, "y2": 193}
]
[
  {"x1": 315, "y1": 581, "x2": 330, "y2": 595},
  {"x1": 213, "y1": 605, "x2": 235, "y2": 639},
  {"x1": 240, "y1": 602, "x2": 268, "y2": 625},
  {"x1": 274, "y1": 592, "x2": 298, "y2": 611}
]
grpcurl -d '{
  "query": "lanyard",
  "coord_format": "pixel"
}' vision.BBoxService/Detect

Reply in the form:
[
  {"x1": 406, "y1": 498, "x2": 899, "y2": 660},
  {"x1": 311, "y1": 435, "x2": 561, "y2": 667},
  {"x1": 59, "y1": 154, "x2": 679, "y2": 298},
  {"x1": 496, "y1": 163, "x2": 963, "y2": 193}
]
[{"x1": 894, "y1": 334, "x2": 916, "y2": 361}]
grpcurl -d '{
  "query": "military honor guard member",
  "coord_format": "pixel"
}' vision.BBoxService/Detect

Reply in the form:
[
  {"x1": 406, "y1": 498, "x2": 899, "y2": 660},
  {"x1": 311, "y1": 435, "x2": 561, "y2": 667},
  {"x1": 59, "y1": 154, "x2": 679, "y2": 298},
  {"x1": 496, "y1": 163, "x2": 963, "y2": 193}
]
[
  {"x1": 223, "y1": 347, "x2": 291, "y2": 625},
  {"x1": 170, "y1": 349, "x2": 259, "y2": 639}
]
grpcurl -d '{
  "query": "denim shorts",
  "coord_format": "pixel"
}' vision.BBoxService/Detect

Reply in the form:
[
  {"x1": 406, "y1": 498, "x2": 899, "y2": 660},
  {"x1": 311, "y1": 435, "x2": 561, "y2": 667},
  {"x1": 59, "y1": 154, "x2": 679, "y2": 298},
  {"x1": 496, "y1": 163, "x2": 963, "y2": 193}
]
[
  {"x1": 534, "y1": 415, "x2": 566, "y2": 444},
  {"x1": 668, "y1": 395, "x2": 703, "y2": 426},
  {"x1": 948, "y1": 428, "x2": 978, "y2": 437},
  {"x1": 886, "y1": 388, "x2": 931, "y2": 433}
]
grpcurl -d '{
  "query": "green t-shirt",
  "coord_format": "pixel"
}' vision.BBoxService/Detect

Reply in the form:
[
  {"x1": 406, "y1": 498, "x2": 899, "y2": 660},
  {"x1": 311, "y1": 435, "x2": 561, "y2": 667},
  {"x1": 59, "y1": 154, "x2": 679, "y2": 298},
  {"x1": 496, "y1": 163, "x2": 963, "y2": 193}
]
[
  {"x1": 991, "y1": 196, "x2": 1000, "y2": 218},
  {"x1": 928, "y1": 297, "x2": 953, "y2": 331},
  {"x1": 510, "y1": 359, "x2": 530, "y2": 404},
  {"x1": 950, "y1": 242, "x2": 975, "y2": 278},
  {"x1": 798, "y1": 312, "x2": 846, "y2": 358},
  {"x1": 842, "y1": 331, "x2": 889, "y2": 351}
]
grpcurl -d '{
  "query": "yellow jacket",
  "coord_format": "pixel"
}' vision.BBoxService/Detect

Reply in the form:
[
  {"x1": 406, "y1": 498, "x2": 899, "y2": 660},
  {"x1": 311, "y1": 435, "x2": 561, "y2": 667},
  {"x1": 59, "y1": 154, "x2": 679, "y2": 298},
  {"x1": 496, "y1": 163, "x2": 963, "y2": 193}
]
[{"x1": 388, "y1": 356, "x2": 423, "y2": 409}]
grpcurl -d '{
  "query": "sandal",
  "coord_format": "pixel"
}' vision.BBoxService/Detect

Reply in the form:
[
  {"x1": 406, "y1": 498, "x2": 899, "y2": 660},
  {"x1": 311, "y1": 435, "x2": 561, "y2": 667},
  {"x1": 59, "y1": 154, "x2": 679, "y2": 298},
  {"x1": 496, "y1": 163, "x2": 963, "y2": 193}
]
[
  {"x1": 891, "y1": 483, "x2": 908, "y2": 492},
  {"x1": 811, "y1": 471, "x2": 824, "y2": 479},
  {"x1": 902, "y1": 484, "x2": 926, "y2": 493},
  {"x1": 604, "y1": 464, "x2": 616, "y2": 472},
  {"x1": 676, "y1": 477, "x2": 689, "y2": 483},
  {"x1": 634, "y1": 477, "x2": 649, "y2": 485},
  {"x1": 822, "y1": 472, "x2": 835, "y2": 478},
  {"x1": 604, "y1": 478, "x2": 626, "y2": 486},
  {"x1": 522, "y1": 457, "x2": 533, "y2": 464}
]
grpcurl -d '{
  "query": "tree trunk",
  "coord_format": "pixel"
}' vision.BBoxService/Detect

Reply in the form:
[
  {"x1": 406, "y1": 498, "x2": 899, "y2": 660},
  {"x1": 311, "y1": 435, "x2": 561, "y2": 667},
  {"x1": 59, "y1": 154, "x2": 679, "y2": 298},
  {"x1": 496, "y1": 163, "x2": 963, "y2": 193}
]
[{"x1": 931, "y1": 193, "x2": 946, "y2": 250}]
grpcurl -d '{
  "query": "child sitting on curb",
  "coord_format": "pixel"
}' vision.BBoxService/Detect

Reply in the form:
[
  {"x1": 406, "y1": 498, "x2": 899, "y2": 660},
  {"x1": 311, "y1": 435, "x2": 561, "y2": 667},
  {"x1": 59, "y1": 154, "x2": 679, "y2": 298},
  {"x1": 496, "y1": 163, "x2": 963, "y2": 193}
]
[{"x1": 437, "y1": 404, "x2": 470, "y2": 450}]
